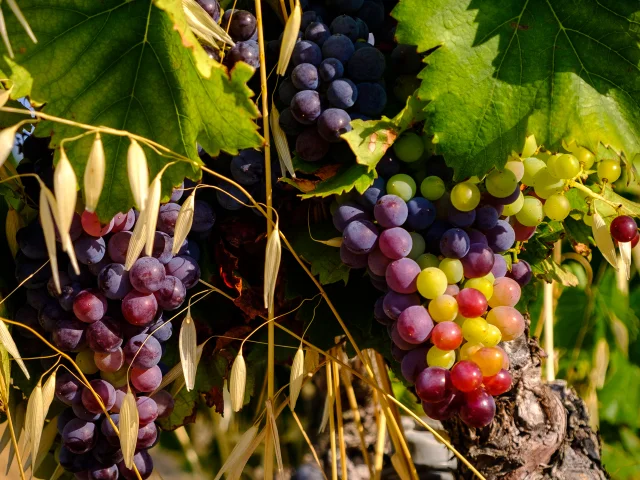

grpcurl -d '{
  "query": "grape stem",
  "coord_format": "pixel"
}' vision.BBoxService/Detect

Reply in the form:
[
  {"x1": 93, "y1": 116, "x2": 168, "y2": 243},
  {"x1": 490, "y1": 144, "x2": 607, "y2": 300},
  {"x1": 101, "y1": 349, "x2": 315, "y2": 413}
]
[{"x1": 569, "y1": 180, "x2": 623, "y2": 212}]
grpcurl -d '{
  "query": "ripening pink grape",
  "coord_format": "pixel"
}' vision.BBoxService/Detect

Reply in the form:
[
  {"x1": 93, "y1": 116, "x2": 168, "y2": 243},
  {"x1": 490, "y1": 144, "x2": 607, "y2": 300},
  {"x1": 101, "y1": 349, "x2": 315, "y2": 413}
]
[
  {"x1": 431, "y1": 322, "x2": 463, "y2": 350},
  {"x1": 450, "y1": 360, "x2": 483, "y2": 392},
  {"x1": 486, "y1": 306, "x2": 525, "y2": 341},
  {"x1": 456, "y1": 288, "x2": 488, "y2": 318},
  {"x1": 488, "y1": 277, "x2": 521, "y2": 308},
  {"x1": 81, "y1": 210, "x2": 114, "y2": 237}
]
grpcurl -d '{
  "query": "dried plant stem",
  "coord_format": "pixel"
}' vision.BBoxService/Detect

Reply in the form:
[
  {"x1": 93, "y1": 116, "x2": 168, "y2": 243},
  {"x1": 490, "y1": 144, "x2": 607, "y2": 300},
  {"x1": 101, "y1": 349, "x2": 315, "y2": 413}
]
[
  {"x1": 332, "y1": 360, "x2": 347, "y2": 480},
  {"x1": 291, "y1": 410, "x2": 328, "y2": 480},
  {"x1": 340, "y1": 368, "x2": 374, "y2": 478},
  {"x1": 174, "y1": 426, "x2": 202, "y2": 477},
  {"x1": 325, "y1": 362, "x2": 338, "y2": 480},
  {"x1": 5, "y1": 403, "x2": 25, "y2": 480},
  {"x1": 373, "y1": 409, "x2": 387, "y2": 480}
]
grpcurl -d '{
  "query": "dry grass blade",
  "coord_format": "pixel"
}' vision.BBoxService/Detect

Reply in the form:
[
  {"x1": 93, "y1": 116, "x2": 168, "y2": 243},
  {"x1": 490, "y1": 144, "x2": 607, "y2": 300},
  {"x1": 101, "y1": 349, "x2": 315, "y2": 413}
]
[
  {"x1": 127, "y1": 139, "x2": 149, "y2": 211},
  {"x1": 592, "y1": 211, "x2": 618, "y2": 269},
  {"x1": 120, "y1": 387, "x2": 139, "y2": 469},
  {"x1": 276, "y1": 1, "x2": 301, "y2": 75},
  {"x1": 289, "y1": 347, "x2": 304, "y2": 411},
  {"x1": 290, "y1": 410, "x2": 328, "y2": 480},
  {"x1": 270, "y1": 104, "x2": 296, "y2": 178},
  {"x1": 33, "y1": 417, "x2": 57, "y2": 472},
  {"x1": 0, "y1": 86, "x2": 12, "y2": 108},
  {"x1": 42, "y1": 371, "x2": 56, "y2": 414},
  {"x1": 304, "y1": 349, "x2": 319, "y2": 375},
  {"x1": 263, "y1": 221, "x2": 282, "y2": 309},
  {"x1": 0, "y1": 123, "x2": 20, "y2": 168},
  {"x1": 213, "y1": 425, "x2": 259, "y2": 480},
  {"x1": 144, "y1": 175, "x2": 163, "y2": 256},
  {"x1": 179, "y1": 312, "x2": 197, "y2": 391},
  {"x1": 5, "y1": 207, "x2": 23, "y2": 258},
  {"x1": 53, "y1": 147, "x2": 77, "y2": 234},
  {"x1": 48, "y1": 463, "x2": 64, "y2": 480},
  {"x1": 171, "y1": 191, "x2": 195, "y2": 255},
  {"x1": 125, "y1": 209, "x2": 148, "y2": 270},
  {"x1": 84, "y1": 133, "x2": 106, "y2": 213},
  {"x1": 0, "y1": 319, "x2": 29, "y2": 379},
  {"x1": 227, "y1": 426, "x2": 267, "y2": 480},
  {"x1": 39, "y1": 188, "x2": 60, "y2": 294},
  {"x1": 5, "y1": 0, "x2": 37, "y2": 44},
  {"x1": 266, "y1": 400, "x2": 284, "y2": 476},
  {"x1": 391, "y1": 453, "x2": 411, "y2": 480},
  {"x1": 7, "y1": 401, "x2": 25, "y2": 475},
  {"x1": 230, "y1": 352, "x2": 247, "y2": 412},
  {"x1": 183, "y1": 0, "x2": 235, "y2": 48},
  {"x1": 619, "y1": 240, "x2": 632, "y2": 280},
  {"x1": 24, "y1": 381, "x2": 44, "y2": 464}
]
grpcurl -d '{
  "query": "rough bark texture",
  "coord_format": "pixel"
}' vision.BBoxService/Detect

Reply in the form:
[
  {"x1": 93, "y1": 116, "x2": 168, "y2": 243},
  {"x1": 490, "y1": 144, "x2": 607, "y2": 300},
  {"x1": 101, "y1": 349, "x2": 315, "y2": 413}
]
[{"x1": 445, "y1": 329, "x2": 609, "y2": 480}]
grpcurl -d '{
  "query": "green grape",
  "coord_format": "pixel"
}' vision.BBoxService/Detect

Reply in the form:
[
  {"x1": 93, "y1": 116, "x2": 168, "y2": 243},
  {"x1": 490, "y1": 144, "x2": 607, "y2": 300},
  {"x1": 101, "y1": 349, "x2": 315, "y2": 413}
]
[
  {"x1": 467, "y1": 175, "x2": 484, "y2": 184},
  {"x1": 459, "y1": 341, "x2": 484, "y2": 360},
  {"x1": 553, "y1": 154, "x2": 580, "y2": 179},
  {"x1": 426, "y1": 346, "x2": 456, "y2": 369},
  {"x1": 577, "y1": 147, "x2": 595, "y2": 169},
  {"x1": 387, "y1": 174, "x2": 417, "y2": 201},
  {"x1": 482, "y1": 272, "x2": 495, "y2": 284},
  {"x1": 522, "y1": 157, "x2": 547, "y2": 185},
  {"x1": 76, "y1": 349, "x2": 99, "y2": 374},
  {"x1": 515, "y1": 196, "x2": 544, "y2": 227},
  {"x1": 416, "y1": 253, "x2": 440, "y2": 269},
  {"x1": 583, "y1": 213, "x2": 593, "y2": 226},
  {"x1": 101, "y1": 367, "x2": 129, "y2": 388},
  {"x1": 485, "y1": 169, "x2": 518, "y2": 198},
  {"x1": 465, "y1": 277, "x2": 493, "y2": 300},
  {"x1": 533, "y1": 168, "x2": 564, "y2": 199},
  {"x1": 417, "y1": 267, "x2": 448, "y2": 299},
  {"x1": 393, "y1": 132, "x2": 424, "y2": 163},
  {"x1": 428, "y1": 294, "x2": 458, "y2": 322},
  {"x1": 420, "y1": 176, "x2": 446, "y2": 201},
  {"x1": 439, "y1": 258, "x2": 463, "y2": 284},
  {"x1": 505, "y1": 159, "x2": 525, "y2": 181},
  {"x1": 545, "y1": 154, "x2": 562, "y2": 178},
  {"x1": 408, "y1": 232, "x2": 426, "y2": 260},
  {"x1": 502, "y1": 191, "x2": 524, "y2": 216},
  {"x1": 597, "y1": 159, "x2": 622, "y2": 182},
  {"x1": 450, "y1": 182, "x2": 481, "y2": 212},
  {"x1": 543, "y1": 193, "x2": 571, "y2": 221},
  {"x1": 462, "y1": 317, "x2": 489, "y2": 343},
  {"x1": 482, "y1": 324, "x2": 502, "y2": 347}
]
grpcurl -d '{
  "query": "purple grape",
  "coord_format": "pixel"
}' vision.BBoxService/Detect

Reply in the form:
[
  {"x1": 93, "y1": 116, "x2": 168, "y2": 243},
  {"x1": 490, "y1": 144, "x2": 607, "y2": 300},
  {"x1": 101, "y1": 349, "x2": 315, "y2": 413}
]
[
  {"x1": 124, "y1": 334, "x2": 162, "y2": 369},
  {"x1": 327, "y1": 79, "x2": 358, "y2": 108},
  {"x1": 485, "y1": 220, "x2": 515, "y2": 253},
  {"x1": 415, "y1": 367, "x2": 452, "y2": 403},
  {"x1": 342, "y1": 219, "x2": 378, "y2": 254},
  {"x1": 196, "y1": 0, "x2": 220, "y2": 21},
  {"x1": 466, "y1": 228, "x2": 488, "y2": 246},
  {"x1": 440, "y1": 228, "x2": 471, "y2": 259},
  {"x1": 422, "y1": 390, "x2": 463, "y2": 421},
  {"x1": 397, "y1": 305, "x2": 433, "y2": 344},
  {"x1": 178, "y1": 239, "x2": 201, "y2": 261},
  {"x1": 118, "y1": 450, "x2": 153, "y2": 480},
  {"x1": 386, "y1": 258, "x2": 421, "y2": 294},
  {"x1": 87, "y1": 317, "x2": 122, "y2": 353},
  {"x1": 101, "y1": 414, "x2": 120, "y2": 445},
  {"x1": 374, "y1": 195, "x2": 407, "y2": 228},
  {"x1": 317, "y1": 108, "x2": 352, "y2": 142},
  {"x1": 98, "y1": 264, "x2": 132, "y2": 300},
  {"x1": 39, "y1": 300, "x2": 66, "y2": 332},
  {"x1": 354, "y1": 82, "x2": 386, "y2": 116},
  {"x1": 130, "y1": 257, "x2": 166, "y2": 294},
  {"x1": 57, "y1": 408, "x2": 75, "y2": 434},
  {"x1": 475, "y1": 205, "x2": 499, "y2": 230},
  {"x1": 460, "y1": 389, "x2": 496, "y2": 428},
  {"x1": 339, "y1": 243, "x2": 368, "y2": 268},
  {"x1": 488, "y1": 186, "x2": 520, "y2": 206},
  {"x1": 448, "y1": 205, "x2": 476, "y2": 228},
  {"x1": 110, "y1": 388, "x2": 127, "y2": 414},
  {"x1": 401, "y1": 347, "x2": 429, "y2": 384},
  {"x1": 376, "y1": 153, "x2": 401, "y2": 179},
  {"x1": 92, "y1": 437, "x2": 124, "y2": 465},
  {"x1": 318, "y1": 58, "x2": 344, "y2": 82},
  {"x1": 226, "y1": 10, "x2": 256, "y2": 42},
  {"x1": 153, "y1": 275, "x2": 186, "y2": 310},
  {"x1": 107, "y1": 232, "x2": 132, "y2": 264},
  {"x1": 136, "y1": 396, "x2": 158, "y2": 425},
  {"x1": 131, "y1": 365, "x2": 162, "y2": 393},
  {"x1": 73, "y1": 289, "x2": 108, "y2": 323},
  {"x1": 330, "y1": 15, "x2": 358, "y2": 40},
  {"x1": 192, "y1": 200, "x2": 216, "y2": 233},
  {"x1": 374, "y1": 296, "x2": 393, "y2": 325},
  {"x1": 164, "y1": 255, "x2": 200, "y2": 289},
  {"x1": 151, "y1": 231, "x2": 174, "y2": 265},
  {"x1": 72, "y1": 399, "x2": 101, "y2": 421},
  {"x1": 27, "y1": 287, "x2": 49, "y2": 311},
  {"x1": 390, "y1": 322, "x2": 417, "y2": 351},
  {"x1": 356, "y1": 1, "x2": 384, "y2": 30},
  {"x1": 305, "y1": 22, "x2": 331, "y2": 46},
  {"x1": 151, "y1": 390, "x2": 175, "y2": 419},
  {"x1": 292, "y1": 62, "x2": 319, "y2": 90},
  {"x1": 157, "y1": 203, "x2": 180, "y2": 235},
  {"x1": 301, "y1": 10, "x2": 321, "y2": 30},
  {"x1": 59, "y1": 446, "x2": 91, "y2": 472},
  {"x1": 333, "y1": 202, "x2": 370, "y2": 232},
  {"x1": 224, "y1": 40, "x2": 259, "y2": 69},
  {"x1": 148, "y1": 315, "x2": 173, "y2": 342},
  {"x1": 491, "y1": 254, "x2": 508, "y2": 278},
  {"x1": 279, "y1": 107, "x2": 304, "y2": 136},
  {"x1": 111, "y1": 209, "x2": 136, "y2": 233},
  {"x1": 296, "y1": 128, "x2": 329, "y2": 162},
  {"x1": 406, "y1": 197, "x2": 436, "y2": 230},
  {"x1": 383, "y1": 291, "x2": 421, "y2": 320},
  {"x1": 136, "y1": 422, "x2": 158, "y2": 449},
  {"x1": 507, "y1": 259, "x2": 532, "y2": 286},
  {"x1": 231, "y1": 150, "x2": 264, "y2": 187},
  {"x1": 357, "y1": 177, "x2": 386, "y2": 210},
  {"x1": 87, "y1": 257, "x2": 110, "y2": 276},
  {"x1": 279, "y1": 79, "x2": 297, "y2": 105},
  {"x1": 379, "y1": 227, "x2": 412, "y2": 260},
  {"x1": 292, "y1": 40, "x2": 323, "y2": 66},
  {"x1": 48, "y1": 271, "x2": 72, "y2": 298},
  {"x1": 59, "y1": 283, "x2": 83, "y2": 312},
  {"x1": 74, "y1": 235, "x2": 106, "y2": 265},
  {"x1": 94, "y1": 348, "x2": 125, "y2": 373},
  {"x1": 56, "y1": 373, "x2": 83, "y2": 405},
  {"x1": 52, "y1": 319, "x2": 86, "y2": 351},
  {"x1": 461, "y1": 243, "x2": 495, "y2": 278},
  {"x1": 62, "y1": 418, "x2": 97, "y2": 454},
  {"x1": 391, "y1": 343, "x2": 408, "y2": 361},
  {"x1": 15, "y1": 259, "x2": 50, "y2": 289},
  {"x1": 347, "y1": 46, "x2": 385, "y2": 82},
  {"x1": 170, "y1": 184, "x2": 184, "y2": 203},
  {"x1": 322, "y1": 34, "x2": 355, "y2": 63},
  {"x1": 368, "y1": 248, "x2": 392, "y2": 276},
  {"x1": 17, "y1": 222, "x2": 47, "y2": 260},
  {"x1": 290, "y1": 90, "x2": 322, "y2": 125},
  {"x1": 122, "y1": 291, "x2": 158, "y2": 326},
  {"x1": 88, "y1": 463, "x2": 118, "y2": 480},
  {"x1": 81, "y1": 379, "x2": 116, "y2": 413}
]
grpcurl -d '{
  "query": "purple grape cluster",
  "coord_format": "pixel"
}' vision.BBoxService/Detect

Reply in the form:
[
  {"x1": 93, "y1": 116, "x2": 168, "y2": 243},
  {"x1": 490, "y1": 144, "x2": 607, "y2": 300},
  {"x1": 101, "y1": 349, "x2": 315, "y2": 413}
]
[
  {"x1": 15, "y1": 186, "x2": 214, "y2": 479},
  {"x1": 331, "y1": 155, "x2": 533, "y2": 428},
  {"x1": 277, "y1": 1, "x2": 392, "y2": 162}
]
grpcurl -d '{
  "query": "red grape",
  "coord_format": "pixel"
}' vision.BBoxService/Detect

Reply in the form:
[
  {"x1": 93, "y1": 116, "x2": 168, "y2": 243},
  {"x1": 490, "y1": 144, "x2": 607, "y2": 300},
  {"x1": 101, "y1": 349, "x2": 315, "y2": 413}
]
[
  {"x1": 81, "y1": 210, "x2": 114, "y2": 237},
  {"x1": 460, "y1": 388, "x2": 496, "y2": 428},
  {"x1": 456, "y1": 288, "x2": 488, "y2": 318},
  {"x1": 483, "y1": 369, "x2": 512, "y2": 395},
  {"x1": 421, "y1": 390, "x2": 462, "y2": 420},
  {"x1": 451, "y1": 360, "x2": 483, "y2": 392},
  {"x1": 431, "y1": 321, "x2": 462, "y2": 350},
  {"x1": 122, "y1": 291, "x2": 158, "y2": 326},
  {"x1": 610, "y1": 215, "x2": 637, "y2": 243},
  {"x1": 415, "y1": 367, "x2": 452, "y2": 403}
]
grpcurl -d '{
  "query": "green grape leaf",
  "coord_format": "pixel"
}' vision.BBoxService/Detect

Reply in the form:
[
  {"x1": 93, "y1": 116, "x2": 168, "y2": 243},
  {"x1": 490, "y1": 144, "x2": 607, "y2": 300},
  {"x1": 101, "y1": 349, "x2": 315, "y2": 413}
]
[
  {"x1": 342, "y1": 93, "x2": 427, "y2": 171},
  {"x1": 286, "y1": 223, "x2": 350, "y2": 286},
  {"x1": 1, "y1": 0, "x2": 262, "y2": 220},
  {"x1": 157, "y1": 388, "x2": 199, "y2": 431},
  {"x1": 393, "y1": 0, "x2": 640, "y2": 179},
  {"x1": 530, "y1": 258, "x2": 579, "y2": 287},
  {"x1": 296, "y1": 164, "x2": 377, "y2": 199}
]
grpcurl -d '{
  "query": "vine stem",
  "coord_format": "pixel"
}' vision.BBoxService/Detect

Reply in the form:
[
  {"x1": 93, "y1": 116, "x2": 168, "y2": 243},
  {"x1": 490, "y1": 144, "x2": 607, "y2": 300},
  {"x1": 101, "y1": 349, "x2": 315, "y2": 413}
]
[
  {"x1": 253, "y1": 0, "x2": 276, "y2": 477},
  {"x1": 569, "y1": 180, "x2": 623, "y2": 211}
]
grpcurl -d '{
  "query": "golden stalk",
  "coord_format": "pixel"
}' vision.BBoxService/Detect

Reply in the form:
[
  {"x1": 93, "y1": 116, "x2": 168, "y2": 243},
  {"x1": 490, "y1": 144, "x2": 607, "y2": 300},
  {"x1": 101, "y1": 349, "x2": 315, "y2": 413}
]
[
  {"x1": 290, "y1": 410, "x2": 328, "y2": 480},
  {"x1": 325, "y1": 361, "x2": 338, "y2": 480},
  {"x1": 373, "y1": 409, "x2": 387, "y2": 480},
  {"x1": 332, "y1": 359, "x2": 347, "y2": 480}
]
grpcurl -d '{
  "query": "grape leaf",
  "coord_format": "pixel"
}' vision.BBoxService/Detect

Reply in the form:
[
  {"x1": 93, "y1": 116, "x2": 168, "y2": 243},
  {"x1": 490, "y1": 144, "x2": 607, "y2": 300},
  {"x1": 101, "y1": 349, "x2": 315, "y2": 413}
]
[
  {"x1": 342, "y1": 93, "x2": 427, "y2": 171},
  {"x1": 1, "y1": 0, "x2": 262, "y2": 220},
  {"x1": 157, "y1": 388, "x2": 199, "y2": 431},
  {"x1": 393, "y1": 0, "x2": 640, "y2": 179},
  {"x1": 299, "y1": 164, "x2": 376, "y2": 199}
]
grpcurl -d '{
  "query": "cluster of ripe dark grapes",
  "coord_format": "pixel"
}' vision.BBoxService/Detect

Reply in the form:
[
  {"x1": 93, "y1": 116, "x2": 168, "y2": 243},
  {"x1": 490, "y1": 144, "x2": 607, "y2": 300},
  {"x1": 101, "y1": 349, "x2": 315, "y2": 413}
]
[
  {"x1": 13, "y1": 179, "x2": 216, "y2": 479},
  {"x1": 331, "y1": 135, "x2": 535, "y2": 428}
]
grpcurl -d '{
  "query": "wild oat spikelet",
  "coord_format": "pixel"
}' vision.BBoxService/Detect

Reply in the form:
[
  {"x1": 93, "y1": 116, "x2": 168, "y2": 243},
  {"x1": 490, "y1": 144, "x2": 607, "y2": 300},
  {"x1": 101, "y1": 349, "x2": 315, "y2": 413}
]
[
  {"x1": 120, "y1": 388, "x2": 139, "y2": 469},
  {"x1": 263, "y1": 222, "x2": 282, "y2": 309},
  {"x1": 144, "y1": 174, "x2": 163, "y2": 257},
  {"x1": 0, "y1": 123, "x2": 20, "y2": 168},
  {"x1": 270, "y1": 104, "x2": 296, "y2": 178},
  {"x1": 229, "y1": 352, "x2": 246, "y2": 412},
  {"x1": 84, "y1": 133, "x2": 106, "y2": 213},
  {"x1": 39, "y1": 188, "x2": 61, "y2": 294},
  {"x1": 25, "y1": 380, "x2": 44, "y2": 464},
  {"x1": 179, "y1": 312, "x2": 197, "y2": 391},
  {"x1": 592, "y1": 210, "x2": 618, "y2": 269},
  {"x1": 304, "y1": 349, "x2": 319, "y2": 375},
  {"x1": 53, "y1": 147, "x2": 77, "y2": 234},
  {"x1": 127, "y1": 139, "x2": 149, "y2": 211},
  {"x1": 619, "y1": 240, "x2": 632, "y2": 280},
  {"x1": 276, "y1": 1, "x2": 301, "y2": 75},
  {"x1": 172, "y1": 190, "x2": 195, "y2": 255},
  {"x1": 0, "y1": 319, "x2": 28, "y2": 379},
  {"x1": 5, "y1": 207, "x2": 23, "y2": 257},
  {"x1": 289, "y1": 347, "x2": 305, "y2": 411}
]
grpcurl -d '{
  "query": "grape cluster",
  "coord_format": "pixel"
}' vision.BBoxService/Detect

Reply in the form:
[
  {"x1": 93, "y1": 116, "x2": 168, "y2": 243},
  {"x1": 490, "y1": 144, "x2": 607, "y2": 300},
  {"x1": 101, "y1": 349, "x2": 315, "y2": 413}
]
[
  {"x1": 276, "y1": 0, "x2": 399, "y2": 162},
  {"x1": 14, "y1": 186, "x2": 214, "y2": 479},
  {"x1": 331, "y1": 136, "x2": 541, "y2": 427}
]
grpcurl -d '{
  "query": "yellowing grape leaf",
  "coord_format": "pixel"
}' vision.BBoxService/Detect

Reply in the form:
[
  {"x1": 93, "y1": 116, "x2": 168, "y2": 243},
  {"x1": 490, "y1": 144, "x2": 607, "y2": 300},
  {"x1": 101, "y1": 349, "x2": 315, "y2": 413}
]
[
  {"x1": 393, "y1": 0, "x2": 640, "y2": 179},
  {"x1": 1, "y1": 0, "x2": 262, "y2": 219}
]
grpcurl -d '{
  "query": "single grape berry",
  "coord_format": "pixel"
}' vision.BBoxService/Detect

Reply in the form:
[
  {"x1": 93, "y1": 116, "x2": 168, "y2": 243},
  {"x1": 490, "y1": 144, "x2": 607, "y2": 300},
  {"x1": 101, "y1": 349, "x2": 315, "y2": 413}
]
[{"x1": 610, "y1": 215, "x2": 637, "y2": 243}]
